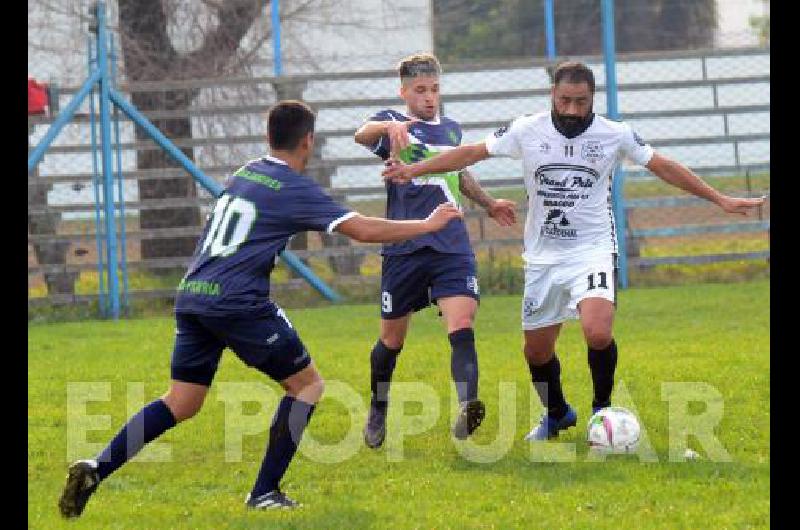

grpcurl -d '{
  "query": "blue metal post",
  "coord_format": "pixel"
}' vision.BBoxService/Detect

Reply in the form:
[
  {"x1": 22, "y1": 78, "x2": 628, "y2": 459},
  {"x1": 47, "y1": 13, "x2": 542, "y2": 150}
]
[
  {"x1": 271, "y1": 0, "x2": 283, "y2": 76},
  {"x1": 109, "y1": 91, "x2": 224, "y2": 196},
  {"x1": 601, "y1": 0, "x2": 628, "y2": 288},
  {"x1": 108, "y1": 89, "x2": 343, "y2": 302},
  {"x1": 88, "y1": 36, "x2": 106, "y2": 316},
  {"x1": 110, "y1": 34, "x2": 129, "y2": 313},
  {"x1": 96, "y1": 2, "x2": 121, "y2": 318},
  {"x1": 27, "y1": 69, "x2": 102, "y2": 172},
  {"x1": 544, "y1": 0, "x2": 556, "y2": 60}
]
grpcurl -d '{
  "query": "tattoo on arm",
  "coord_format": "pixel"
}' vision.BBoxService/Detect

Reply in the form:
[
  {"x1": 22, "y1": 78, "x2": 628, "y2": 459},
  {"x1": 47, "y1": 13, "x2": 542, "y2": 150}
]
[{"x1": 458, "y1": 169, "x2": 494, "y2": 209}]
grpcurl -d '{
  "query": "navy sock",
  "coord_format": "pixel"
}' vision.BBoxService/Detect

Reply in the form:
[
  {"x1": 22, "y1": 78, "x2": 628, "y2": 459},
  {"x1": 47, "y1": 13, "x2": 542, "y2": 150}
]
[
  {"x1": 370, "y1": 340, "x2": 401, "y2": 410},
  {"x1": 528, "y1": 355, "x2": 568, "y2": 419},
  {"x1": 449, "y1": 328, "x2": 478, "y2": 403},
  {"x1": 588, "y1": 338, "x2": 618, "y2": 409},
  {"x1": 95, "y1": 399, "x2": 177, "y2": 481},
  {"x1": 251, "y1": 395, "x2": 315, "y2": 497}
]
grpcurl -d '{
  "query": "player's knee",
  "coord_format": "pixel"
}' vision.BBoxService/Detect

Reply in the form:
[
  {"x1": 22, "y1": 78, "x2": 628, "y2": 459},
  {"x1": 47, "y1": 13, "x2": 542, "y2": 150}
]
[
  {"x1": 379, "y1": 334, "x2": 404, "y2": 351},
  {"x1": 285, "y1": 369, "x2": 325, "y2": 403},
  {"x1": 523, "y1": 344, "x2": 553, "y2": 366},
  {"x1": 584, "y1": 326, "x2": 613, "y2": 350},
  {"x1": 448, "y1": 318, "x2": 474, "y2": 334},
  {"x1": 162, "y1": 394, "x2": 204, "y2": 422},
  {"x1": 312, "y1": 375, "x2": 325, "y2": 399},
  {"x1": 301, "y1": 374, "x2": 325, "y2": 403}
]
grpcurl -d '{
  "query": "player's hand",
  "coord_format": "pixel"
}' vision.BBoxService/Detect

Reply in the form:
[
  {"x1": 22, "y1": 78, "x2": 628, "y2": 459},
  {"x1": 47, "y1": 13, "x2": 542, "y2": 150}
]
[
  {"x1": 716, "y1": 194, "x2": 767, "y2": 215},
  {"x1": 425, "y1": 202, "x2": 463, "y2": 230},
  {"x1": 382, "y1": 159, "x2": 416, "y2": 184},
  {"x1": 487, "y1": 198, "x2": 517, "y2": 226},
  {"x1": 386, "y1": 119, "x2": 419, "y2": 159}
]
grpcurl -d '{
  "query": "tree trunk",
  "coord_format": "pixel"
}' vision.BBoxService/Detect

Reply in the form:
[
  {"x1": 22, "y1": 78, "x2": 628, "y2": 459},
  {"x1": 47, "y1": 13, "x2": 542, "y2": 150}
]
[{"x1": 132, "y1": 89, "x2": 201, "y2": 260}]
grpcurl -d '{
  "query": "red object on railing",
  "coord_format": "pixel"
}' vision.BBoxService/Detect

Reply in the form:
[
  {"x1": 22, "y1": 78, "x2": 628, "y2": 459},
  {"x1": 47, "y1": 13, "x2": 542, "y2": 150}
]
[{"x1": 28, "y1": 78, "x2": 49, "y2": 115}]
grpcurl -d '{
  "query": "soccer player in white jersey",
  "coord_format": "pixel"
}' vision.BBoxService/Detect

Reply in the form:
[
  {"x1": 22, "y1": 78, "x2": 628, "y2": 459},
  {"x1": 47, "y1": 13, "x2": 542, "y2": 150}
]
[{"x1": 382, "y1": 61, "x2": 766, "y2": 440}]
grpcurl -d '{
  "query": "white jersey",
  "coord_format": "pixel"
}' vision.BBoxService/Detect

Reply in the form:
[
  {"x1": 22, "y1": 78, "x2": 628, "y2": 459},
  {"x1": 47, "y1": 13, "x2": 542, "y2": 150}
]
[{"x1": 485, "y1": 112, "x2": 654, "y2": 265}]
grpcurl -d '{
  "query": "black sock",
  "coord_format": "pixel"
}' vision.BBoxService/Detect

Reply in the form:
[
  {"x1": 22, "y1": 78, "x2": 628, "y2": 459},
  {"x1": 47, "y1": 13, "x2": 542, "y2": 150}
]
[
  {"x1": 370, "y1": 340, "x2": 401, "y2": 410},
  {"x1": 95, "y1": 399, "x2": 177, "y2": 481},
  {"x1": 528, "y1": 355, "x2": 568, "y2": 419},
  {"x1": 588, "y1": 338, "x2": 618, "y2": 409},
  {"x1": 251, "y1": 395, "x2": 315, "y2": 497},
  {"x1": 449, "y1": 328, "x2": 478, "y2": 403}
]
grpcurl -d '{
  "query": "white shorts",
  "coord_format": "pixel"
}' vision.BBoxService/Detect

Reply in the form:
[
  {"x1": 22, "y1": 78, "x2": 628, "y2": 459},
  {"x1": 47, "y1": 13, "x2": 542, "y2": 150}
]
[{"x1": 521, "y1": 254, "x2": 617, "y2": 330}]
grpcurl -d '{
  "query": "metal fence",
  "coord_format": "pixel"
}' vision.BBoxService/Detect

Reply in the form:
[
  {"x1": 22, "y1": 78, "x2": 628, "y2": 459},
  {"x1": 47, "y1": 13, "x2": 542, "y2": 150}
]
[{"x1": 28, "y1": 44, "x2": 769, "y2": 314}]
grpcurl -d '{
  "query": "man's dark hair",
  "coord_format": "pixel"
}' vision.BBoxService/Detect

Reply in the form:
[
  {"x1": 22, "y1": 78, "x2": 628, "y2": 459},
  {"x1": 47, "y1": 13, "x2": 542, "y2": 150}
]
[
  {"x1": 552, "y1": 61, "x2": 596, "y2": 93},
  {"x1": 267, "y1": 100, "x2": 316, "y2": 150},
  {"x1": 397, "y1": 52, "x2": 441, "y2": 82}
]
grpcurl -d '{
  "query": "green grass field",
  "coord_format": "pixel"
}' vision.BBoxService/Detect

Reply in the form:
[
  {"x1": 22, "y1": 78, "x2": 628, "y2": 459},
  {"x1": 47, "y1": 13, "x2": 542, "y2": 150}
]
[{"x1": 28, "y1": 279, "x2": 770, "y2": 529}]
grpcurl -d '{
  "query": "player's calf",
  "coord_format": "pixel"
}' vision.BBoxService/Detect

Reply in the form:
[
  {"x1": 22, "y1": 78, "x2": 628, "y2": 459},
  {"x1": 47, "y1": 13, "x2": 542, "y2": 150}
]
[
  {"x1": 588, "y1": 338, "x2": 618, "y2": 412},
  {"x1": 364, "y1": 339, "x2": 401, "y2": 448},
  {"x1": 449, "y1": 328, "x2": 485, "y2": 439}
]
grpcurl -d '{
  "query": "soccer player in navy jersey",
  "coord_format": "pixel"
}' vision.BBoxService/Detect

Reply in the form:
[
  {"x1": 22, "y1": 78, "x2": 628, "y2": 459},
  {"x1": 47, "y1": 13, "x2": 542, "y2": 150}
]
[
  {"x1": 353, "y1": 53, "x2": 517, "y2": 447},
  {"x1": 58, "y1": 100, "x2": 463, "y2": 516}
]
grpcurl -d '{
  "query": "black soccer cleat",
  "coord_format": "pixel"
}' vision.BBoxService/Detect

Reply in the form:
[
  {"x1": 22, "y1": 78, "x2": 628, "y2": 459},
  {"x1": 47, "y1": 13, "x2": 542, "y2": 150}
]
[
  {"x1": 364, "y1": 402, "x2": 388, "y2": 449},
  {"x1": 58, "y1": 459, "x2": 100, "y2": 518},
  {"x1": 453, "y1": 399, "x2": 486, "y2": 440},
  {"x1": 246, "y1": 489, "x2": 300, "y2": 509}
]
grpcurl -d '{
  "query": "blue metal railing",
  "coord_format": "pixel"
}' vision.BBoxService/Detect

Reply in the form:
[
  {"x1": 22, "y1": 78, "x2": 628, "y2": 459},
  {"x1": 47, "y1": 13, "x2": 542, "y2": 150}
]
[
  {"x1": 601, "y1": 0, "x2": 629, "y2": 288},
  {"x1": 544, "y1": 0, "x2": 556, "y2": 60},
  {"x1": 27, "y1": 1, "x2": 343, "y2": 318}
]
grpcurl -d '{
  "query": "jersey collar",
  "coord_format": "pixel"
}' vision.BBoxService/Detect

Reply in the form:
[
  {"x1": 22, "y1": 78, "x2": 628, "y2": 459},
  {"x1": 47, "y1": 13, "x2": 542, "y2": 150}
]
[
  {"x1": 399, "y1": 110, "x2": 440, "y2": 125},
  {"x1": 262, "y1": 154, "x2": 289, "y2": 166}
]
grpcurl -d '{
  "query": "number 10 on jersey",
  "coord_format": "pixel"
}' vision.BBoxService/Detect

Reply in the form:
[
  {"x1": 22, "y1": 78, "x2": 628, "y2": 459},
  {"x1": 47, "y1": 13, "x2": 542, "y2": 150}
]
[{"x1": 202, "y1": 194, "x2": 257, "y2": 257}]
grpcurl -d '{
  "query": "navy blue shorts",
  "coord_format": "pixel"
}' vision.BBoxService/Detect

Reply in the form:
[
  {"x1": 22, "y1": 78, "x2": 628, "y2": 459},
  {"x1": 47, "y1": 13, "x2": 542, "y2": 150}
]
[
  {"x1": 171, "y1": 310, "x2": 311, "y2": 386},
  {"x1": 380, "y1": 248, "x2": 479, "y2": 319}
]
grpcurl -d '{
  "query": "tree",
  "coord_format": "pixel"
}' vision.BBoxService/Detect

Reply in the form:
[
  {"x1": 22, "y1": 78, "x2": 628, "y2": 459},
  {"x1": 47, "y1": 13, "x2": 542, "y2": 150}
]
[
  {"x1": 118, "y1": 0, "x2": 277, "y2": 261},
  {"x1": 433, "y1": 0, "x2": 718, "y2": 62},
  {"x1": 749, "y1": 0, "x2": 769, "y2": 46}
]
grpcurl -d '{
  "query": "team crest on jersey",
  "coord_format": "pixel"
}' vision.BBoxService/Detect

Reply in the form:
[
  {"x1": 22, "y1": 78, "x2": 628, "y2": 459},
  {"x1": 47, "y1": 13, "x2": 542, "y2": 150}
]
[
  {"x1": 581, "y1": 141, "x2": 605, "y2": 163},
  {"x1": 494, "y1": 125, "x2": 509, "y2": 138},
  {"x1": 466, "y1": 276, "x2": 479, "y2": 295},
  {"x1": 523, "y1": 297, "x2": 539, "y2": 317}
]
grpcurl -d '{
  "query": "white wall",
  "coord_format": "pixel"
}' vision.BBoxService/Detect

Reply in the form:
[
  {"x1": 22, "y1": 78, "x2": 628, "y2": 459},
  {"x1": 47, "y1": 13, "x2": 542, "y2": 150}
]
[{"x1": 715, "y1": 0, "x2": 768, "y2": 47}]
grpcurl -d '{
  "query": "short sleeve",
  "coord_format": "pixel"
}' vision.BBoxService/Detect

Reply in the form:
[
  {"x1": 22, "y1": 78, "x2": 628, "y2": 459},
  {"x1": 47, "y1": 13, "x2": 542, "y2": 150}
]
[
  {"x1": 289, "y1": 179, "x2": 356, "y2": 233},
  {"x1": 484, "y1": 117, "x2": 525, "y2": 159},
  {"x1": 362, "y1": 109, "x2": 396, "y2": 160},
  {"x1": 619, "y1": 123, "x2": 654, "y2": 166}
]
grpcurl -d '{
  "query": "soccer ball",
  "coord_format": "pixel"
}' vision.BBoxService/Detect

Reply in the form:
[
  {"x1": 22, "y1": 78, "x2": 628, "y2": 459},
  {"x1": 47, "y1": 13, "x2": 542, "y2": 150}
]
[{"x1": 587, "y1": 407, "x2": 641, "y2": 454}]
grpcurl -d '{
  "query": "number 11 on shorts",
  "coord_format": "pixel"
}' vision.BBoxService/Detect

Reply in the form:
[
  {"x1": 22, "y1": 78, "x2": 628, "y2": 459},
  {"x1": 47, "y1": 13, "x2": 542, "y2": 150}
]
[{"x1": 587, "y1": 272, "x2": 608, "y2": 290}]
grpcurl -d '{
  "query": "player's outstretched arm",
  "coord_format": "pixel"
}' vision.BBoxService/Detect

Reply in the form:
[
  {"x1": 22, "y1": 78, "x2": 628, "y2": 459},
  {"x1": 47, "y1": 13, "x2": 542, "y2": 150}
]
[
  {"x1": 459, "y1": 169, "x2": 516, "y2": 226},
  {"x1": 354, "y1": 121, "x2": 389, "y2": 147},
  {"x1": 335, "y1": 203, "x2": 463, "y2": 243},
  {"x1": 354, "y1": 119, "x2": 419, "y2": 158},
  {"x1": 646, "y1": 152, "x2": 766, "y2": 215},
  {"x1": 382, "y1": 142, "x2": 491, "y2": 183}
]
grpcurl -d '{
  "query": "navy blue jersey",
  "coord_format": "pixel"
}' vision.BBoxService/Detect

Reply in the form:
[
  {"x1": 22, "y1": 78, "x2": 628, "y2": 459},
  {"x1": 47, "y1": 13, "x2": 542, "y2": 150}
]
[
  {"x1": 174, "y1": 156, "x2": 354, "y2": 317},
  {"x1": 365, "y1": 109, "x2": 473, "y2": 256}
]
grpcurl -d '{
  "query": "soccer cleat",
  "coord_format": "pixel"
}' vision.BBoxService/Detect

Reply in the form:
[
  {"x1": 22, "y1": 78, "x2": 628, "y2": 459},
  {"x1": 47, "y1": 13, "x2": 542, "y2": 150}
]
[
  {"x1": 525, "y1": 405, "x2": 578, "y2": 441},
  {"x1": 453, "y1": 399, "x2": 486, "y2": 440},
  {"x1": 58, "y1": 459, "x2": 100, "y2": 518},
  {"x1": 364, "y1": 402, "x2": 388, "y2": 449},
  {"x1": 246, "y1": 489, "x2": 300, "y2": 509}
]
